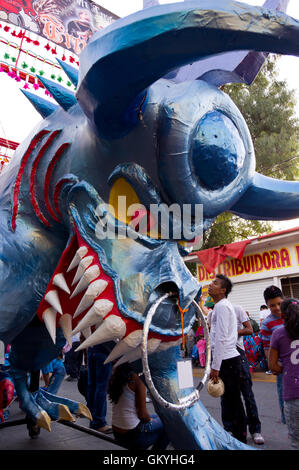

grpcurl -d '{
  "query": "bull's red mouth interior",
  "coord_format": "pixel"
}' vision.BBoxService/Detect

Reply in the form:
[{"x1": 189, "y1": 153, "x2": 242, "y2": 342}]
[{"x1": 37, "y1": 227, "x2": 182, "y2": 365}]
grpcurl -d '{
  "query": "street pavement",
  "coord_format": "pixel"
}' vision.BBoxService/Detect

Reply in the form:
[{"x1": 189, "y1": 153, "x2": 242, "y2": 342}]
[{"x1": 0, "y1": 367, "x2": 290, "y2": 452}]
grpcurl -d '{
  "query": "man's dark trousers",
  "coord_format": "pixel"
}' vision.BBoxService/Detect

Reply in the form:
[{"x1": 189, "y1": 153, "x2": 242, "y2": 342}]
[
  {"x1": 64, "y1": 341, "x2": 83, "y2": 379},
  {"x1": 222, "y1": 347, "x2": 262, "y2": 435},
  {"x1": 219, "y1": 355, "x2": 247, "y2": 443},
  {"x1": 238, "y1": 347, "x2": 261, "y2": 434}
]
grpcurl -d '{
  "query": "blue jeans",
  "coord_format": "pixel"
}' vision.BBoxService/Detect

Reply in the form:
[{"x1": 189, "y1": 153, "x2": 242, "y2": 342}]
[
  {"x1": 47, "y1": 366, "x2": 66, "y2": 395},
  {"x1": 276, "y1": 374, "x2": 286, "y2": 424},
  {"x1": 87, "y1": 347, "x2": 112, "y2": 429},
  {"x1": 113, "y1": 414, "x2": 169, "y2": 450}
]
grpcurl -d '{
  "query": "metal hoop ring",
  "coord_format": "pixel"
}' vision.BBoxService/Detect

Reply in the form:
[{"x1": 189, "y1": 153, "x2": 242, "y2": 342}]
[{"x1": 141, "y1": 293, "x2": 211, "y2": 410}]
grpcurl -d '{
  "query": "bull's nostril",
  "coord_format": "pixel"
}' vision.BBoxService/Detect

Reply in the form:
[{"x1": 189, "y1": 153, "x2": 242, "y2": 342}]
[
  {"x1": 145, "y1": 281, "x2": 196, "y2": 333},
  {"x1": 147, "y1": 282, "x2": 179, "y2": 315},
  {"x1": 152, "y1": 282, "x2": 179, "y2": 298}
]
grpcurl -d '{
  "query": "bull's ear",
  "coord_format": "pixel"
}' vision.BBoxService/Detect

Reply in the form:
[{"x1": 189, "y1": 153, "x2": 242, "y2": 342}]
[
  {"x1": 76, "y1": 1, "x2": 299, "y2": 140},
  {"x1": 230, "y1": 173, "x2": 299, "y2": 221}
]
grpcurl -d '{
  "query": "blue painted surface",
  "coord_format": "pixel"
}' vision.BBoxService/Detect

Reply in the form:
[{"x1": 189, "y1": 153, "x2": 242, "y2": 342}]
[
  {"x1": 191, "y1": 111, "x2": 246, "y2": 190},
  {"x1": 232, "y1": 173, "x2": 299, "y2": 220},
  {"x1": 77, "y1": 0, "x2": 299, "y2": 139},
  {"x1": 37, "y1": 75, "x2": 77, "y2": 111},
  {"x1": 56, "y1": 59, "x2": 79, "y2": 87},
  {"x1": 21, "y1": 90, "x2": 58, "y2": 119}
]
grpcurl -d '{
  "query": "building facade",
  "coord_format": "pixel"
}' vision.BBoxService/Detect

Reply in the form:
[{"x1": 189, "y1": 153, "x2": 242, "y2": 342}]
[{"x1": 186, "y1": 227, "x2": 299, "y2": 322}]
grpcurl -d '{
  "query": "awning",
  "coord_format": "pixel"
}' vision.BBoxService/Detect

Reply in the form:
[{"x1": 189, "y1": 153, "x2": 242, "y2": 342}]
[{"x1": 193, "y1": 239, "x2": 253, "y2": 274}]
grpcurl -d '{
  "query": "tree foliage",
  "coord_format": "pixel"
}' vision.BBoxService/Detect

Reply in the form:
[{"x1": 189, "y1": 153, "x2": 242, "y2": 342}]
[{"x1": 201, "y1": 56, "x2": 299, "y2": 250}]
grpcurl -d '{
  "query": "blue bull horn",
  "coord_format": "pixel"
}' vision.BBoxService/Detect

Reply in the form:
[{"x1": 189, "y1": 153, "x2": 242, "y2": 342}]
[{"x1": 77, "y1": 0, "x2": 299, "y2": 139}]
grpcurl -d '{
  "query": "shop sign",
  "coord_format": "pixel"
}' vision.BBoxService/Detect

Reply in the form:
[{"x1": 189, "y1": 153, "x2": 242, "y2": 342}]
[{"x1": 197, "y1": 246, "x2": 295, "y2": 282}]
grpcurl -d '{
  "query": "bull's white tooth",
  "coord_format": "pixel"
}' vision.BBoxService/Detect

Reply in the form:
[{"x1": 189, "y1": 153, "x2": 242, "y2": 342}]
[
  {"x1": 104, "y1": 342, "x2": 133, "y2": 365},
  {"x1": 156, "y1": 338, "x2": 182, "y2": 352},
  {"x1": 104, "y1": 341, "x2": 141, "y2": 366},
  {"x1": 124, "y1": 330, "x2": 143, "y2": 347},
  {"x1": 72, "y1": 299, "x2": 113, "y2": 334},
  {"x1": 75, "y1": 315, "x2": 126, "y2": 352},
  {"x1": 71, "y1": 307, "x2": 97, "y2": 335},
  {"x1": 71, "y1": 256, "x2": 94, "y2": 286},
  {"x1": 81, "y1": 327, "x2": 91, "y2": 339},
  {"x1": 114, "y1": 338, "x2": 161, "y2": 367},
  {"x1": 67, "y1": 246, "x2": 88, "y2": 272},
  {"x1": 104, "y1": 342, "x2": 131, "y2": 364},
  {"x1": 58, "y1": 314, "x2": 72, "y2": 346},
  {"x1": 93, "y1": 298, "x2": 113, "y2": 315},
  {"x1": 104, "y1": 330, "x2": 143, "y2": 364},
  {"x1": 73, "y1": 280, "x2": 108, "y2": 318},
  {"x1": 42, "y1": 308, "x2": 57, "y2": 344},
  {"x1": 53, "y1": 273, "x2": 70, "y2": 295},
  {"x1": 147, "y1": 338, "x2": 162, "y2": 353},
  {"x1": 70, "y1": 265, "x2": 100, "y2": 298},
  {"x1": 128, "y1": 338, "x2": 161, "y2": 362},
  {"x1": 45, "y1": 290, "x2": 63, "y2": 315},
  {"x1": 114, "y1": 348, "x2": 142, "y2": 367}
]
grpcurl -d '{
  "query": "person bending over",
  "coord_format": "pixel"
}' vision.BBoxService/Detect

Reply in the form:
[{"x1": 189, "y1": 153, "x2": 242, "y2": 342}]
[{"x1": 108, "y1": 363, "x2": 169, "y2": 450}]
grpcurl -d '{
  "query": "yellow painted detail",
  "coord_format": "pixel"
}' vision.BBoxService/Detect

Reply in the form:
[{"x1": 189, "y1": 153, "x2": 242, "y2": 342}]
[
  {"x1": 109, "y1": 178, "x2": 142, "y2": 224},
  {"x1": 109, "y1": 178, "x2": 193, "y2": 246}
]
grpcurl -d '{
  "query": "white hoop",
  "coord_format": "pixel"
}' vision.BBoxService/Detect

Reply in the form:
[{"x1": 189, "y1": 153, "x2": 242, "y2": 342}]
[{"x1": 141, "y1": 293, "x2": 211, "y2": 410}]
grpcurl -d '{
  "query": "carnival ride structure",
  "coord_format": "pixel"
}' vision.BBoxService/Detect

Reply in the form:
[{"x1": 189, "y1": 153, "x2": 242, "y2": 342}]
[{"x1": 0, "y1": 0, "x2": 298, "y2": 449}]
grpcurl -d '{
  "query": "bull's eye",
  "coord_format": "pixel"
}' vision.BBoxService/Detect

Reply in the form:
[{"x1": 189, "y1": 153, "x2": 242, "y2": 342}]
[{"x1": 191, "y1": 111, "x2": 246, "y2": 190}]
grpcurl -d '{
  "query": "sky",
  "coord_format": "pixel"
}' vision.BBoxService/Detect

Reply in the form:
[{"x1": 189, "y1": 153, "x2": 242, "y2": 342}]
[{"x1": 0, "y1": 0, "x2": 298, "y2": 230}]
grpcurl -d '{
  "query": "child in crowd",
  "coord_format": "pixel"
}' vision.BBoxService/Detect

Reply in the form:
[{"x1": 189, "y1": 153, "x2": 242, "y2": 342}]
[
  {"x1": 41, "y1": 351, "x2": 66, "y2": 395},
  {"x1": 269, "y1": 298, "x2": 299, "y2": 450},
  {"x1": 261, "y1": 285, "x2": 285, "y2": 423}
]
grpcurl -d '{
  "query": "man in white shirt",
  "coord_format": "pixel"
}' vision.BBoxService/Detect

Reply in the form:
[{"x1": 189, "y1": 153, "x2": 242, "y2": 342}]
[{"x1": 208, "y1": 274, "x2": 247, "y2": 444}]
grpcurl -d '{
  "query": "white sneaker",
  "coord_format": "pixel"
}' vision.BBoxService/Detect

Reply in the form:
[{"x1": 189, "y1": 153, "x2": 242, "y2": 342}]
[
  {"x1": 252, "y1": 433, "x2": 265, "y2": 445},
  {"x1": 265, "y1": 370, "x2": 272, "y2": 375}
]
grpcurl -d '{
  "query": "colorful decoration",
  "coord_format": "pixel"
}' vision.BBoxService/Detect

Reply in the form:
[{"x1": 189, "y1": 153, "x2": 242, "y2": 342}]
[
  {"x1": 0, "y1": 137, "x2": 18, "y2": 168},
  {"x1": 0, "y1": 21, "x2": 79, "y2": 97},
  {"x1": 0, "y1": 24, "x2": 74, "y2": 62},
  {"x1": 0, "y1": 0, "x2": 298, "y2": 450},
  {"x1": 0, "y1": 371, "x2": 15, "y2": 423}
]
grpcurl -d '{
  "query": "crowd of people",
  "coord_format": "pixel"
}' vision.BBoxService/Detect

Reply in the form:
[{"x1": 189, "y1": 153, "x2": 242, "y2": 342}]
[
  {"x1": 0, "y1": 275, "x2": 298, "y2": 450},
  {"x1": 193, "y1": 275, "x2": 298, "y2": 450}
]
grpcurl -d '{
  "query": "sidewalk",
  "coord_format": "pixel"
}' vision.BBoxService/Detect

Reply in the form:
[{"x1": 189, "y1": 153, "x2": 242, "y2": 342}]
[
  {"x1": 0, "y1": 368, "x2": 290, "y2": 451},
  {"x1": 194, "y1": 367, "x2": 289, "y2": 450}
]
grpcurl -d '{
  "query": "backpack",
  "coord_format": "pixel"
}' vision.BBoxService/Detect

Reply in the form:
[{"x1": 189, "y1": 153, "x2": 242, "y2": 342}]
[{"x1": 77, "y1": 366, "x2": 88, "y2": 400}]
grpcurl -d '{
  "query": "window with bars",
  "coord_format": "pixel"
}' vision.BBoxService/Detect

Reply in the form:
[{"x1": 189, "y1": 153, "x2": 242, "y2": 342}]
[{"x1": 281, "y1": 277, "x2": 299, "y2": 299}]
